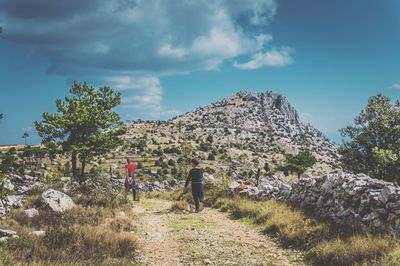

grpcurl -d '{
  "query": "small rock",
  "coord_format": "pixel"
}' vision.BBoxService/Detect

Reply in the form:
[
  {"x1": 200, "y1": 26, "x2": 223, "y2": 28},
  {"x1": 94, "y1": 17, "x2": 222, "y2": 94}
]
[
  {"x1": 24, "y1": 208, "x2": 39, "y2": 218},
  {"x1": 204, "y1": 259, "x2": 212, "y2": 265},
  {"x1": 0, "y1": 229, "x2": 18, "y2": 241},
  {"x1": 31, "y1": 230, "x2": 45, "y2": 237}
]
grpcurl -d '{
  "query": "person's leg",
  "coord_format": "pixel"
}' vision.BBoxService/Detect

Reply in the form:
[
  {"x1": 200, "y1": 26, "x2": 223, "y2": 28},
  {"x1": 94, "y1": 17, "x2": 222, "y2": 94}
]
[
  {"x1": 199, "y1": 184, "x2": 204, "y2": 202},
  {"x1": 192, "y1": 184, "x2": 200, "y2": 212},
  {"x1": 131, "y1": 186, "x2": 137, "y2": 201}
]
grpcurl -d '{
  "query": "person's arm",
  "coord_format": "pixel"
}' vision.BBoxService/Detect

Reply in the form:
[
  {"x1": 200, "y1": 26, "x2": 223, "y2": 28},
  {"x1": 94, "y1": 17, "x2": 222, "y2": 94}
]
[{"x1": 184, "y1": 169, "x2": 192, "y2": 188}]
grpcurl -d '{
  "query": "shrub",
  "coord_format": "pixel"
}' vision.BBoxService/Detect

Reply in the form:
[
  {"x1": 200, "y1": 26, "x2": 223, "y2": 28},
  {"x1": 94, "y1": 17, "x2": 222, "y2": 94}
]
[{"x1": 168, "y1": 159, "x2": 176, "y2": 167}]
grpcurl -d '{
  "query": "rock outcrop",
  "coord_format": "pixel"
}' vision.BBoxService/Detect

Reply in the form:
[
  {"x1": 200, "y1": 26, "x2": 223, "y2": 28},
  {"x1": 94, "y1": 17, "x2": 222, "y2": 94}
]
[
  {"x1": 172, "y1": 91, "x2": 339, "y2": 167},
  {"x1": 0, "y1": 174, "x2": 45, "y2": 217}
]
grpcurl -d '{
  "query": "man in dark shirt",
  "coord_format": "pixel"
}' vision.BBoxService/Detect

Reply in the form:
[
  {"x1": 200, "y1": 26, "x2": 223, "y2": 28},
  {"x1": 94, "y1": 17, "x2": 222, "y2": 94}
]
[{"x1": 185, "y1": 158, "x2": 204, "y2": 212}]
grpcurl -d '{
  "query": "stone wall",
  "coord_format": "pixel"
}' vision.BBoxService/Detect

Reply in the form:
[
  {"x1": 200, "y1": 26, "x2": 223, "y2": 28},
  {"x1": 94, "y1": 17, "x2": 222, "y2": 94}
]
[
  {"x1": 288, "y1": 172, "x2": 400, "y2": 234},
  {"x1": 231, "y1": 171, "x2": 400, "y2": 235}
]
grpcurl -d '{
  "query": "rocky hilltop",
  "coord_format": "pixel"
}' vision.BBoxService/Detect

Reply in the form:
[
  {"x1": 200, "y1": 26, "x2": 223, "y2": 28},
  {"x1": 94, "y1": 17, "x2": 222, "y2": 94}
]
[{"x1": 171, "y1": 91, "x2": 339, "y2": 168}]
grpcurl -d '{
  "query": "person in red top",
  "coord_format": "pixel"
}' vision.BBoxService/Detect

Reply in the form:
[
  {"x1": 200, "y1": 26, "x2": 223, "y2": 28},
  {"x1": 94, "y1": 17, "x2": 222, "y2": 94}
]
[{"x1": 125, "y1": 158, "x2": 138, "y2": 201}]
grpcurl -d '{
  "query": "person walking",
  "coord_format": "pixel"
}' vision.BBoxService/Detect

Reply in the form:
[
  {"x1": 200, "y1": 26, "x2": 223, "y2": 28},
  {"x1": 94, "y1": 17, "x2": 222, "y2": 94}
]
[
  {"x1": 185, "y1": 158, "x2": 204, "y2": 212},
  {"x1": 125, "y1": 158, "x2": 139, "y2": 201}
]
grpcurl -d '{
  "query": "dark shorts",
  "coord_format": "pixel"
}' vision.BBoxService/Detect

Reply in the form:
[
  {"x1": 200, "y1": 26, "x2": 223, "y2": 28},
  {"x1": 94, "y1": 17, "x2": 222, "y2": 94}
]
[{"x1": 125, "y1": 173, "x2": 136, "y2": 189}]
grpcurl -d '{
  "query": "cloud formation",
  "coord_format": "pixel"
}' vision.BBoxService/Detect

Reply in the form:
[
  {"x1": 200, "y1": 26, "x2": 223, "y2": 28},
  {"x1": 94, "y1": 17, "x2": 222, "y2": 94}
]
[
  {"x1": 389, "y1": 81, "x2": 400, "y2": 90},
  {"x1": 0, "y1": 0, "x2": 290, "y2": 118},
  {"x1": 234, "y1": 47, "x2": 294, "y2": 70}
]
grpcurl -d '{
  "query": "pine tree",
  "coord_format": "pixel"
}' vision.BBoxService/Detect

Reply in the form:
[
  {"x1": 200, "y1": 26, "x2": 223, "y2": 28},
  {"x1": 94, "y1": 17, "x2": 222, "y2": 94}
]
[{"x1": 35, "y1": 82, "x2": 126, "y2": 181}]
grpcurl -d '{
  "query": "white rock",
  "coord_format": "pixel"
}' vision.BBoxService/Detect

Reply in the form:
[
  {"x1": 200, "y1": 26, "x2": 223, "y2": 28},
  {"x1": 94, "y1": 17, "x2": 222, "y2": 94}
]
[
  {"x1": 42, "y1": 189, "x2": 75, "y2": 212},
  {"x1": 31, "y1": 230, "x2": 45, "y2": 237},
  {"x1": 24, "y1": 208, "x2": 39, "y2": 218},
  {"x1": 0, "y1": 229, "x2": 18, "y2": 241},
  {"x1": 6, "y1": 195, "x2": 23, "y2": 208}
]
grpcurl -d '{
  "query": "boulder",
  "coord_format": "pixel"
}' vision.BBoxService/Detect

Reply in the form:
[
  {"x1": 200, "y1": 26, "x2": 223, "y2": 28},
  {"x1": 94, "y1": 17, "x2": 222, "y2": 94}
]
[{"x1": 42, "y1": 189, "x2": 75, "y2": 212}]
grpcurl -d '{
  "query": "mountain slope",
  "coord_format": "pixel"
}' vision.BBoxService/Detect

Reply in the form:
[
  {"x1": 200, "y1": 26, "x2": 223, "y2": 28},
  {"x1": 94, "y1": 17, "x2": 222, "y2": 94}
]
[
  {"x1": 123, "y1": 91, "x2": 339, "y2": 182},
  {"x1": 171, "y1": 91, "x2": 339, "y2": 167}
]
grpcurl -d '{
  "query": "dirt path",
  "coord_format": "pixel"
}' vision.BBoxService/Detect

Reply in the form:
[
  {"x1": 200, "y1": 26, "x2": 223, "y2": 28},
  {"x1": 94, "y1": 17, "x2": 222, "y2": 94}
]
[{"x1": 134, "y1": 199, "x2": 305, "y2": 266}]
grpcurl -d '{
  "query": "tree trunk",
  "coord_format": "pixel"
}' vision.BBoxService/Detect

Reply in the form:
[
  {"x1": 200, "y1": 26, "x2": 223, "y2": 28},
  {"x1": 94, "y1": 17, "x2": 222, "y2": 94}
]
[
  {"x1": 71, "y1": 152, "x2": 77, "y2": 178},
  {"x1": 80, "y1": 160, "x2": 86, "y2": 183}
]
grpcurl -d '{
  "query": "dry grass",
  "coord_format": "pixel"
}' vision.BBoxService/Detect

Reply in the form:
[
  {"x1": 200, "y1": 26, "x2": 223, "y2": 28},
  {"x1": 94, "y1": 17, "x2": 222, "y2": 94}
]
[
  {"x1": 0, "y1": 191, "x2": 138, "y2": 265},
  {"x1": 109, "y1": 217, "x2": 136, "y2": 233},
  {"x1": 169, "y1": 201, "x2": 191, "y2": 213},
  {"x1": 307, "y1": 235, "x2": 395, "y2": 266}
]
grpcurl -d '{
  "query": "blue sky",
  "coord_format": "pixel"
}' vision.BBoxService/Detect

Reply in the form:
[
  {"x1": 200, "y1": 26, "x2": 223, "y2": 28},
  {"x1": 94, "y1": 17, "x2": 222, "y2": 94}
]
[{"x1": 0, "y1": 0, "x2": 399, "y2": 144}]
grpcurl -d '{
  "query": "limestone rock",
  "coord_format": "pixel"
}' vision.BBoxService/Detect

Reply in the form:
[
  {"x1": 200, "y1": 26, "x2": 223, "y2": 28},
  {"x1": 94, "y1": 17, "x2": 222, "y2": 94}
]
[
  {"x1": 31, "y1": 230, "x2": 45, "y2": 237},
  {"x1": 0, "y1": 229, "x2": 18, "y2": 241},
  {"x1": 42, "y1": 189, "x2": 75, "y2": 212},
  {"x1": 24, "y1": 208, "x2": 39, "y2": 218},
  {"x1": 288, "y1": 172, "x2": 400, "y2": 234}
]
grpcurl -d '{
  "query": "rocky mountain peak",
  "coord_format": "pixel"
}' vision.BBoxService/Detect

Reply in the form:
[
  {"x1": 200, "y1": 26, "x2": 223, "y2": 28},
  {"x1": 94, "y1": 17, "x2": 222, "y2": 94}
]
[
  {"x1": 171, "y1": 90, "x2": 339, "y2": 167},
  {"x1": 230, "y1": 91, "x2": 300, "y2": 126}
]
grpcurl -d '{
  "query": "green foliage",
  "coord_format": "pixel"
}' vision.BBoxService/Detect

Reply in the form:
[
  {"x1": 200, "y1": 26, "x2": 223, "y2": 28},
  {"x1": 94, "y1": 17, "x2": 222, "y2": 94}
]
[
  {"x1": 277, "y1": 150, "x2": 316, "y2": 177},
  {"x1": 167, "y1": 159, "x2": 176, "y2": 167},
  {"x1": 340, "y1": 94, "x2": 400, "y2": 182},
  {"x1": 0, "y1": 148, "x2": 18, "y2": 174},
  {"x1": 35, "y1": 82, "x2": 126, "y2": 180},
  {"x1": 199, "y1": 142, "x2": 210, "y2": 152}
]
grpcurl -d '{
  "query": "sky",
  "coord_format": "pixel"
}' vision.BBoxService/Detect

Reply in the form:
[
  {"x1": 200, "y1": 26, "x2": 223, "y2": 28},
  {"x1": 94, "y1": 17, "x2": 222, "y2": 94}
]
[{"x1": 0, "y1": 0, "x2": 399, "y2": 145}]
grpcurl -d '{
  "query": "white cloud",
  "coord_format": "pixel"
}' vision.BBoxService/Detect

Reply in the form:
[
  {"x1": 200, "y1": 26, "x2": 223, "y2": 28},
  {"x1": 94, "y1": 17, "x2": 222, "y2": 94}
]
[
  {"x1": 0, "y1": 0, "x2": 290, "y2": 118},
  {"x1": 233, "y1": 47, "x2": 294, "y2": 70},
  {"x1": 159, "y1": 44, "x2": 187, "y2": 60},
  {"x1": 389, "y1": 81, "x2": 400, "y2": 90}
]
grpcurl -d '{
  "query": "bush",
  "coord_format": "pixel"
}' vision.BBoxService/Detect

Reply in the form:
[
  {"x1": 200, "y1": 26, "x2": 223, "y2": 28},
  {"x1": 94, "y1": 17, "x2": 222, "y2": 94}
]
[{"x1": 168, "y1": 159, "x2": 176, "y2": 167}]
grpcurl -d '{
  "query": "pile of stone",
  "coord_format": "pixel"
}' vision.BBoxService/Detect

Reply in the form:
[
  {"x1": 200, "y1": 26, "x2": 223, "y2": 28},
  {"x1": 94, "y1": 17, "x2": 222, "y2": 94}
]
[
  {"x1": 230, "y1": 180, "x2": 259, "y2": 198},
  {"x1": 288, "y1": 172, "x2": 400, "y2": 234},
  {"x1": 257, "y1": 175, "x2": 292, "y2": 200},
  {"x1": 230, "y1": 175, "x2": 292, "y2": 201}
]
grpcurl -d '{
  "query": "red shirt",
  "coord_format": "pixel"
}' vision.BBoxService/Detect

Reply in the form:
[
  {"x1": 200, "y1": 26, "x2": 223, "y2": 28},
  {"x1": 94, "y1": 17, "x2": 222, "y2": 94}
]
[{"x1": 125, "y1": 163, "x2": 136, "y2": 174}]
